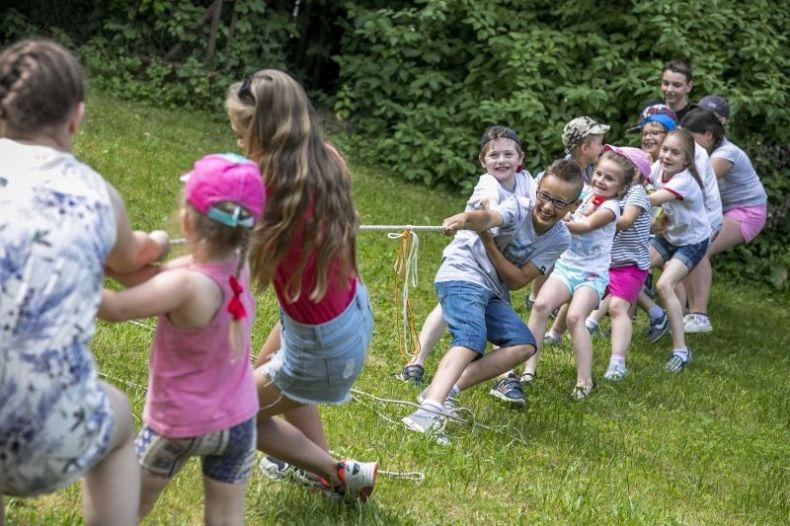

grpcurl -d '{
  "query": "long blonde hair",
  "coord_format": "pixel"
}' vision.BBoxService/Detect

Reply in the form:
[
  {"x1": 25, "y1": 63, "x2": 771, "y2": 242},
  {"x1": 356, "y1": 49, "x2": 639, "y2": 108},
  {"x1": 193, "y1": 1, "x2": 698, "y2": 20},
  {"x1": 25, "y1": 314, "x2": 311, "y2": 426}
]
[{"x1": 225, "y1": 69, "x2": 357, "y2": 302}]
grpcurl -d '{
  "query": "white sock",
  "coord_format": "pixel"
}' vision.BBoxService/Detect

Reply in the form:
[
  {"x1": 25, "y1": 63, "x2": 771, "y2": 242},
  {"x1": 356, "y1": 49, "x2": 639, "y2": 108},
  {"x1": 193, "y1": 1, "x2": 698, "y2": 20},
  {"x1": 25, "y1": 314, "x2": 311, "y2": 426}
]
[
  {"x1": 415, "y1": 399, "x2": 443, "y2": 418},
  {"x1": 449, "y1": 385, "x2": 460, "y2": 398},
  {"x1": 672, "y1": 347, "x2": 689, "y2": 361},
  {"x1": 609, "y1": 355, "x2": 626, "y2": 369},
  {"x1": 546, "y1": 329, "x2": 561, "y2": 340},
  {"x1": 648, "y1": 305, "x2": 665, "y2": 320},
  {"x1": 585, "y1": 318, "x2": 599, "y2": 331}
]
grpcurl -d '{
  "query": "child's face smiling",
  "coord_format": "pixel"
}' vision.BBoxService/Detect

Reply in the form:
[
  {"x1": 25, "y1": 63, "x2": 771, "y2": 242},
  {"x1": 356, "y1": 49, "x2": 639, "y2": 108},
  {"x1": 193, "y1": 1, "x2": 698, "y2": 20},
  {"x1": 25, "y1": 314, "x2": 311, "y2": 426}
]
[
  {"x1": 661, "y1": 70, "x2": 692, "y2": 109},
  {"x1": 640, "y1": 122, "x2": 668, "y2": 160},
  {"x1": 532, "y1": 175, "x2": 580, "y2": 233},
  {"x1": 482, "y1": 138, "x2": 523, "y2": 187},
  {"x1": 659, "y1": 134, "x2": 687, "y2": 176},
  {"x1": 590, "y1": 158, "x2": 625, "y2": 198}
]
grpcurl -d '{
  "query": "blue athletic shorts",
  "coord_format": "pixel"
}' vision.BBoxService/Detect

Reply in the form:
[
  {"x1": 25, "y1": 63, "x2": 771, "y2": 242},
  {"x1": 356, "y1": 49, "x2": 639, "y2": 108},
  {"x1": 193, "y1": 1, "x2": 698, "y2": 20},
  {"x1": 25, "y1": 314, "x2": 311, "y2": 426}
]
[{"x1": 435, "y1": 280, "x2": 535, "y2": 355}]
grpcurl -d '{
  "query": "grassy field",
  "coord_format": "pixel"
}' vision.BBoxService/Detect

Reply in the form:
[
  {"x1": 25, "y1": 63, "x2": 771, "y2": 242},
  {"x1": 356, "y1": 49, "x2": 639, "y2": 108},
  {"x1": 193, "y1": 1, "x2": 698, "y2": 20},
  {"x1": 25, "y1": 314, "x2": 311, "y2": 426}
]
[{"x1": 5, "y1": 94, "x2": 789, "y2": 525}]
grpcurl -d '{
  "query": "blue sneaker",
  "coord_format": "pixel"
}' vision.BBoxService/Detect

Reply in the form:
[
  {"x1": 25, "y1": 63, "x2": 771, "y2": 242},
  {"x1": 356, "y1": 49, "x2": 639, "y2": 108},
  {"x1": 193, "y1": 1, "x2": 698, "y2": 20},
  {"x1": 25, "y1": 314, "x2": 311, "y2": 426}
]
[
  {"x1": 647, "y1": 311, "x2": 669, "y2": 343},
  {"x1": 400, "y1": 363, "x2": 425, "y2": 386},
  {"x1": 489, "y1": 372, "x2": 526, "y2": 407}
]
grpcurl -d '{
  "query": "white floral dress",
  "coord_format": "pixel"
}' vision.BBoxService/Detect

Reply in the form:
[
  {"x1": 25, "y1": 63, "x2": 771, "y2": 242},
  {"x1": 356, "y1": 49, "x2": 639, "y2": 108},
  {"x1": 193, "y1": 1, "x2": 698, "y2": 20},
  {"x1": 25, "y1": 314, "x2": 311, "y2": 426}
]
[{"x1": 0, "y1": 139, "x2": 117, "y2": 495}]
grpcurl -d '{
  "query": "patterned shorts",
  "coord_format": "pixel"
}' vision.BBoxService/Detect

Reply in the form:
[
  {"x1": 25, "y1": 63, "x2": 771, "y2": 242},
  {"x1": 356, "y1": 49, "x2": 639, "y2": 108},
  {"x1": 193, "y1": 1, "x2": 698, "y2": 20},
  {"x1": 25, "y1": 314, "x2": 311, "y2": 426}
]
[{"x1": 134, "y1": 418, "x2": 256, "y2": 484}]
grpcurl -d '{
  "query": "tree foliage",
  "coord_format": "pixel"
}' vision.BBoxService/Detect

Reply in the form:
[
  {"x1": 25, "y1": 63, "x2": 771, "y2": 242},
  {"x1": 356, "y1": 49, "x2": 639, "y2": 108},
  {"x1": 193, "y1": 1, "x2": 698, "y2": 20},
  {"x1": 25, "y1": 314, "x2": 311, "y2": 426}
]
[{"x1": 1, "y1": 0, "x2": 787, "y2": 286}]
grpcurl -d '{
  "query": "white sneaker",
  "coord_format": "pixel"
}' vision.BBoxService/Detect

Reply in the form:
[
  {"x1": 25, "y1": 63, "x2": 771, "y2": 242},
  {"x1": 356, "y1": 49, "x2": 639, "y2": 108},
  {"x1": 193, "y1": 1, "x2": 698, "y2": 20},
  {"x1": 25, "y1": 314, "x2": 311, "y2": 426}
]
[
  {"x1": 684, "y1": 313, "x2": 713, "y2": 333},
  {"x1": 603, "y1": 363, "x2": 628, "y2": 381},
  {"x1": 337, "y1": 459, "x2": 378, "y2": 502}
]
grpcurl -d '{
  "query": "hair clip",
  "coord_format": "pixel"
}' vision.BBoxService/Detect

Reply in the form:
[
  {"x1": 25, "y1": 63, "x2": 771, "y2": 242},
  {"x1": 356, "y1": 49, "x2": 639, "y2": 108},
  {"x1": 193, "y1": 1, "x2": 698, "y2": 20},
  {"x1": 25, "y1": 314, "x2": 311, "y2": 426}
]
[{"x1": 238, "y1": 75, "x2": 254, "y2": 102}]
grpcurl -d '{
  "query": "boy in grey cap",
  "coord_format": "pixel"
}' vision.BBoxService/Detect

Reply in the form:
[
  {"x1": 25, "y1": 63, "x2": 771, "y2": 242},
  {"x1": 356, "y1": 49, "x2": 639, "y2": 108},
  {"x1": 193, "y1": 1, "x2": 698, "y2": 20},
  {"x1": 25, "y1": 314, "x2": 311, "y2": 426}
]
[{"x1": 561, "y1": 116, "x2": 610, "y2": 183}]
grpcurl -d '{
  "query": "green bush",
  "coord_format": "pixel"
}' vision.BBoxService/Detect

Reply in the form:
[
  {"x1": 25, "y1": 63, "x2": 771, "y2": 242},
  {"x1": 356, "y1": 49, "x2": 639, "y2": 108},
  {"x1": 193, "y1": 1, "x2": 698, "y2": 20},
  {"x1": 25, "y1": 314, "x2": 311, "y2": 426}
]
[{"x1": 335, "y1": 0, "x2": 790, "y2": 287}]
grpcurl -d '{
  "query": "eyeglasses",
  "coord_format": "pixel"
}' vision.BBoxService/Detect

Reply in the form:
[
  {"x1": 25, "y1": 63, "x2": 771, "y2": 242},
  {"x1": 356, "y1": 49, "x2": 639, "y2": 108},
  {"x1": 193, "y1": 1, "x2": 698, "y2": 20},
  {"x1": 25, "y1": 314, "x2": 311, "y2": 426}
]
[
  {"x1": 536, "y1": 190, "x2": 573, "y2": 209},
  {"x1": 238, "y1": 75, "x2": 254, "y2": 102},
  {"x1": 641, "y1": 129, "x2": 667, "y2": 139}
]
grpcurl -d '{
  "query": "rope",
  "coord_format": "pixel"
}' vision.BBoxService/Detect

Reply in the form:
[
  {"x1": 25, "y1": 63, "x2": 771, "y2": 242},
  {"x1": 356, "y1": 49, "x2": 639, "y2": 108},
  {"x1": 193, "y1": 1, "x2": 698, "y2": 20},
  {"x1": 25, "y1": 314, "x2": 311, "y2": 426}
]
[{"x1": 390, "y1": 230, "x2": 422, "y2": 362}]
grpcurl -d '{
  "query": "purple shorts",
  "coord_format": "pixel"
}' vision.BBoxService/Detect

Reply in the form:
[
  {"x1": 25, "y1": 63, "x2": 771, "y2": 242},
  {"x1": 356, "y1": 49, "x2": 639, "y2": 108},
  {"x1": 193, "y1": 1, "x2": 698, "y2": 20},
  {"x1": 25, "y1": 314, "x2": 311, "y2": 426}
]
[
  {"x1": 607, "y1": 265, "x2": 649, "y2": 305},
  {"x1": 724, "y1": 204, "x2": 767, "y2": 243}
]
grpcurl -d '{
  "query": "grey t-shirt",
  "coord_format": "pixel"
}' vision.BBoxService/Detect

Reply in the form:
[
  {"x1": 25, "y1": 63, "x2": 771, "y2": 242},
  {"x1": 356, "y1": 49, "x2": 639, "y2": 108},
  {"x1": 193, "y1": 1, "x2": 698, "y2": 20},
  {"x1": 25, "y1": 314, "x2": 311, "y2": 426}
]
[
  {"x1": 435, "y1": 196, "x2": 571, "y2": 301},
  {"x1": 713, "y1": 138, "x2": 767, "y2": 210}
]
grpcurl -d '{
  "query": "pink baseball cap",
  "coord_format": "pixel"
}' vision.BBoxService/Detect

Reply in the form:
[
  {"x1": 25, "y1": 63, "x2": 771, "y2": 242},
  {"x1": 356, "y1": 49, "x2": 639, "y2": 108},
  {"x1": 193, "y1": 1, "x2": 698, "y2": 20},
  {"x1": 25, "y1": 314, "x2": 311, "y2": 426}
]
[
  {"x1": 603, "y1": 145, "x2": 652, "y2": 183},
  {"x1": 181, "y1": 153, "x2": 265, "y2": 228}
]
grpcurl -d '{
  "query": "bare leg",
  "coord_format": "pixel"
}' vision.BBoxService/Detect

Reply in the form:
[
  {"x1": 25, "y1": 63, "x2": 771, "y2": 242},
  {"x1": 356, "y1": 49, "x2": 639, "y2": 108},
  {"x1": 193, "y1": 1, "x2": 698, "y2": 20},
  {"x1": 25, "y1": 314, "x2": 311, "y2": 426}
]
[
  {"x1": 255, "y1": 322, "x2": 282, "y2": 367},
  {"x1": 82, "y1": 382, "x2": 139, "y2": 526},
  {"x1": 254, "y1": 368, "x2": 339, "y2": 483},
  {"x1": 687, "y1": 218, "x2": 745, "y2": 314},
  {"x1": 656, "y1": 259, "x2": 692, "y2": 350},
  {"x1": 549, "y1": 303, "x2": 569, "y2": 336},
  {"x1": 609, "y1": 297, "x2": 634, "y2": 360},
  {"x1": 565, "y1": 287, "x2": 599, "y2": 387},
  {"x1": 204, "y1": 477, "x2": 248, "y2": 526},
  {"x1": 423, "y1": 346, "x2": 476, "y2": 404},
  {"x1": 283, "y1": 405, "x2": 328, "y2": 451},
  {"x1": 587, "y1": 295, "x2": 611, "y2": 325},
  {"x1": 522, "y1": 277, "x2": 572, "y2": 377},
  {"x1": 456, "y1": 344, "x2": 535, "y2": 390},
  {"x1": 138, "y1": 471, "x2": 170, "y2": 520},
  {"x1": 410, "y1": 304, "x2": 448, "y2": 367}
]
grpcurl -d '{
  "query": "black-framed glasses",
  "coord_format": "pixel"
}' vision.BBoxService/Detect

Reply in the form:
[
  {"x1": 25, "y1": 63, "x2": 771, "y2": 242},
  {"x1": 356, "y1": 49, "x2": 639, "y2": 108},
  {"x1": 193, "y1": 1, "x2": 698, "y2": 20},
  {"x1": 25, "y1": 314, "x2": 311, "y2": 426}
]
[
  {"x1": 238, "y1": 75, "x2": 254, "y2": 102},
  {"x1": 536, "y1": 190, "x2": 573, "y2": 209}
]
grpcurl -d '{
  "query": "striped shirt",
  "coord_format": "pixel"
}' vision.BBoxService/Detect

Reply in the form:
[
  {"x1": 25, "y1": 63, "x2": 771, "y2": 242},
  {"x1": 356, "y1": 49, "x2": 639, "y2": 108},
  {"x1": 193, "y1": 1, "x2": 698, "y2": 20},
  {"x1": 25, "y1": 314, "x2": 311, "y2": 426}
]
[{"x1": 610, "y1": 184, "x2": 652, "y2": 270}]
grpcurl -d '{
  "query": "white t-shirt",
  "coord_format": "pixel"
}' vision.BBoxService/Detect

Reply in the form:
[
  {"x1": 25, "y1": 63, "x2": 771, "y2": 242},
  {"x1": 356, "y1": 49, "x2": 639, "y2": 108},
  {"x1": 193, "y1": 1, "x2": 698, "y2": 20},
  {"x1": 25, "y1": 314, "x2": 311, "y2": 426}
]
[
  {"x1": 654, "y1": 168, "x2": 711, "y2": 246},
  {"x1": 694, "y1": 143, "x2": 723, "y2": 232},
  {"x1": 558, "y1": 187, "x2": 620, "y2": 275},
  {"x1": 435, "y1": 196, "x2": 570, "y2": 301},
  {"x1": 712, "y1": 138, "x2": 767, "y2": 210}
]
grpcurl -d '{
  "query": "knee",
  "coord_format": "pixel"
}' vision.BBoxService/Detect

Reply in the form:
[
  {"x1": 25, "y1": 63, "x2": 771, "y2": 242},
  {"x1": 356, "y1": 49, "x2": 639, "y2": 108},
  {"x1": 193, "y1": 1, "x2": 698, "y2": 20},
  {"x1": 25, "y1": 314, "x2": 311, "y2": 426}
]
[
  {"x1": 608, "y1": 299, "x2": 629, "y2": 318},
  {"x1": 566, "y1": 310, "x2": 585, "y2": 329},
  {"x1": 513, "y1": 344, "x2": 536, "y2": 362},
  {"x1": 656, "y1": 278, "x2": 675, "y2": 298}
]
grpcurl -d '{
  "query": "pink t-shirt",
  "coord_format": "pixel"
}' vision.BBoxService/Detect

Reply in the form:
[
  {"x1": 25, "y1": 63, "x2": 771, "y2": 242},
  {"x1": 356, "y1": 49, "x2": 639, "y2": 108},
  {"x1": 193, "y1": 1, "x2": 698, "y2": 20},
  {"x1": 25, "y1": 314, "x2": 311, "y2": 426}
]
[{"x1": 144, "y1": 259, "x2": 259, "y2": 437}]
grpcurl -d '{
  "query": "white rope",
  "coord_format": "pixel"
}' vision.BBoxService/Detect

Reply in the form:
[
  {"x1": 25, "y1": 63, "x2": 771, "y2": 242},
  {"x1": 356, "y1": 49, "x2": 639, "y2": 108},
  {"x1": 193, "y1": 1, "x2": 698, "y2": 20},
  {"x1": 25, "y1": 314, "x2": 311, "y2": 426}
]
[
  {"x1": 359, "y1": 224, "x2": 445, "y2": 232},
  {"x1": 388, "y1": 229, "x2": 420, "y2": 352}
]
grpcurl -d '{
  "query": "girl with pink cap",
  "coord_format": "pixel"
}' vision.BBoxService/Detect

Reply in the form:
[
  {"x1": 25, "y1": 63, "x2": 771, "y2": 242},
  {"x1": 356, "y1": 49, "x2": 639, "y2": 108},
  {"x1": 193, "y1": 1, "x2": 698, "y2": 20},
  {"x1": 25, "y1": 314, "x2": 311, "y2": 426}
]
[{"x1": 98, "y1": 153, "x2": 265, "y2": 524}]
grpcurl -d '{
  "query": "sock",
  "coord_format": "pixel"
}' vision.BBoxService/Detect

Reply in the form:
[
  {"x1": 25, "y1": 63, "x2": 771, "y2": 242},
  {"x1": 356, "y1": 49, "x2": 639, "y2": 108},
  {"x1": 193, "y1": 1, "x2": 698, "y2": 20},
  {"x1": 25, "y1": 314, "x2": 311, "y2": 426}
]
[
  {"x1": 546, "y1": 329, "x2": 561, "y2": 340},
  {"x1": 672, "y1": 347, "x2": 689, "y2": 361},
  {"x1": 585, "y1": 318, "x2": 599, "y2": 331},
  {"x1": 414, "y1": 399, "x2": 443, "y2": 419},
  {"x1": 648, "y1": 305, "x2": 665, "y2": 320},
  {"x1": 609, "y1": 355, "x2": 626, "y2": 368},
  {"x1": 449, "y1": 384, "x2": 460, "y2": 398}
]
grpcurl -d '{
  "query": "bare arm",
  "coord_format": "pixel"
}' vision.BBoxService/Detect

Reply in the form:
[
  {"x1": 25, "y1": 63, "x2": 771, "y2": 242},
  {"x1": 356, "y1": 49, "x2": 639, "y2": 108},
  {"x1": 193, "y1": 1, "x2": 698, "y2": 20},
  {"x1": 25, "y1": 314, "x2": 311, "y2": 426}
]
[
  {"x1": 565, "y1": 207, "x2": 616, "y2": 235},
  {"x1": 617, "y1": 204, "x2": 644, "y2": 231},
  {"x1": 711, "y1": 157, "x2": 733, "y2": 180},
  {"x1": 104, "y1": 183, "x2": 169, "y2": 274},
  {"x1": 442, "y1": 209, "x2": 504, "y2": 235},
  {"x1": 98, "y1": 269, "x2": 195, "y2": 322},
  {"x1": 648, "y1": 189, "x2": 679, "y2": 207},
  {"x1": 480, "y1": 231, "x2": 542, "y2": 290}
]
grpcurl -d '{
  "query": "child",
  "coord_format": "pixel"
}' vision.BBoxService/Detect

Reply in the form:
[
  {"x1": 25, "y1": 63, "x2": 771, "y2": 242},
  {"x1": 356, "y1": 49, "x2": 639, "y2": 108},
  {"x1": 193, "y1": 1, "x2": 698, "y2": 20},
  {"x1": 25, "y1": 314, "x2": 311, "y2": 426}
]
[
  {"x1": 523, "y1": 116, "x2": 609, "y2": 310},
  {"x1": 401, "y1": 125, "x2": 535, "y2": 386},
  {"x1": 584, "y1": 146, "x2": 654, "y2": 380},
  {"x1": 660, "y1": 58, "x2": 694, "y2": 122},
  {"x1": 401, "y1": 160, "x2": 583, "y2": 444},
  {"x1": 225, "y1": 69, "x2": 377, "y2": 501},
  {"x1": 0, "y1": 39, "x2": 168, "y2": 525},
  {"x1": 98, "y1": 154, "x2": 264, "y2": 523},
  {"x1": 525, "y1": 150, "x2": 635, "y2": 398},
  {"x1": 680, "y1": 108, "x2": 767, "y2": 333},
  {"x1": 647, "y1": 129, "x2": 711, "y2": 371}
]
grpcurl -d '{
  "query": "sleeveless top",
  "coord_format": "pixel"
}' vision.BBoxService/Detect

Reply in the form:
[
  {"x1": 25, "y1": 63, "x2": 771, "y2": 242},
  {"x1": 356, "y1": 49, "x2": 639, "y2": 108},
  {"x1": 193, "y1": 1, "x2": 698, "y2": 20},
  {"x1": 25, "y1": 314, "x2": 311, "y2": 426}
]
[{"x1": 145, "y1": 259, "x2": 259, "y2": 437}]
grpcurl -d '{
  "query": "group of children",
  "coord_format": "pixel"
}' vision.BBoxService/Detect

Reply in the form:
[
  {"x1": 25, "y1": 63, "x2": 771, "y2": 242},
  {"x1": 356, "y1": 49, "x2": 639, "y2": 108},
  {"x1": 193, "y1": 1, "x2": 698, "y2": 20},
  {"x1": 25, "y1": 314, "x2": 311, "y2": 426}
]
[
  {"x1": 1, "y1": 40, "x2": 376, "y2": 525},
  {"x1": 401, "y1": 58, "x2": 767, "y2": 443},
  {"x1": 0, "y1": 39, "x2": 768, "y2": 523}
]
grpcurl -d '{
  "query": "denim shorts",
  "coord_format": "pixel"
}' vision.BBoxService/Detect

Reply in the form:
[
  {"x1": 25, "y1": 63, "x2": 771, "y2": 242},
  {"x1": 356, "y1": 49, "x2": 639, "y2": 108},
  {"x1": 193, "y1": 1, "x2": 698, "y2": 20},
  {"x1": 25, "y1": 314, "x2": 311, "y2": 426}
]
[
  {"x1": 650, "y1": 236, "x2": 710, "y2": 271},
  {"x1": 551, "y1": 259, "x2": 609, "y2": 302},
  {"x1": 266, "y1": 281, "x2": 373, "y2": 405},
  {"x1": 435, "y1": 280, "x2": 535, "y2": 355},
  {"x1": 135, "y1": 418, "x2": 256, "y2": 484}
]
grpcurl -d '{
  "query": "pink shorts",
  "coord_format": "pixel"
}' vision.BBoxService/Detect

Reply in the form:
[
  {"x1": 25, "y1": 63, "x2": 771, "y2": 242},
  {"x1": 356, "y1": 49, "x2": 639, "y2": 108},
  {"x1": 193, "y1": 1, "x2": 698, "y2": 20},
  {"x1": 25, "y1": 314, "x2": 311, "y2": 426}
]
[
  {"x1": 724, "y1": 204, "x2": 767, "y2": 243},
  {"x1": 607, "y1": 265, "x2": 649, "y2": 304}
]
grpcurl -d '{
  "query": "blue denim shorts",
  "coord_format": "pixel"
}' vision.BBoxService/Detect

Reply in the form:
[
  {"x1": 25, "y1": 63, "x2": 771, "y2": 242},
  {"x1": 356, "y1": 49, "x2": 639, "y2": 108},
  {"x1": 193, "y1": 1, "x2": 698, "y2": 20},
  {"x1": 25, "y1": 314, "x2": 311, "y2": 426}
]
[
  {"x1": 266, "y1": 281, "x2": 373, "y2": 405},
  {"x1": 135, "y1": 417, "x2": 256, "y2": 484},
  {"x1": 551, "y1": 259, "x2": 609, "y2": 301},
  {"x1": 435, "y1": 280, "x2": 535, "y2": 355},
  {"x1": 650, "y1": 236, "x2": 710, "y2": 271}
]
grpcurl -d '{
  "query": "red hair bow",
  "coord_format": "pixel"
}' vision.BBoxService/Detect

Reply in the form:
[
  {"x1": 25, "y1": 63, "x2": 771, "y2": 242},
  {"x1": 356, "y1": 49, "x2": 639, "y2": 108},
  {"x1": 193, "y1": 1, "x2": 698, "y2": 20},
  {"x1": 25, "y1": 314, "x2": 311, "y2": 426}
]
[{"x1": 227, "y1": 276, "x2": 247, "y2": 320}]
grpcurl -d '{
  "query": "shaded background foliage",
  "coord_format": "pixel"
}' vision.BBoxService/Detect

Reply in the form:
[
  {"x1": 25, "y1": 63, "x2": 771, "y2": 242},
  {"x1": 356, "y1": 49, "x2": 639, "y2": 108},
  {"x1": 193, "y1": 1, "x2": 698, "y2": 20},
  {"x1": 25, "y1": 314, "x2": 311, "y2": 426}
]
[{"x1": 1, "y1": 0, "x2": 787, "y2": 287}]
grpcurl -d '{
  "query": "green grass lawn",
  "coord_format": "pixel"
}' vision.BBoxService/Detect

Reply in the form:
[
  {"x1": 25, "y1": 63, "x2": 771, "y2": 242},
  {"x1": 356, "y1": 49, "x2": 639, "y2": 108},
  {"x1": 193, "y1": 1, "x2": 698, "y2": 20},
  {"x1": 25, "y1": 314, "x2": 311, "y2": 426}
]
[{"x1": 6, "y1": 94, "x2": 789, "y2": 525}]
